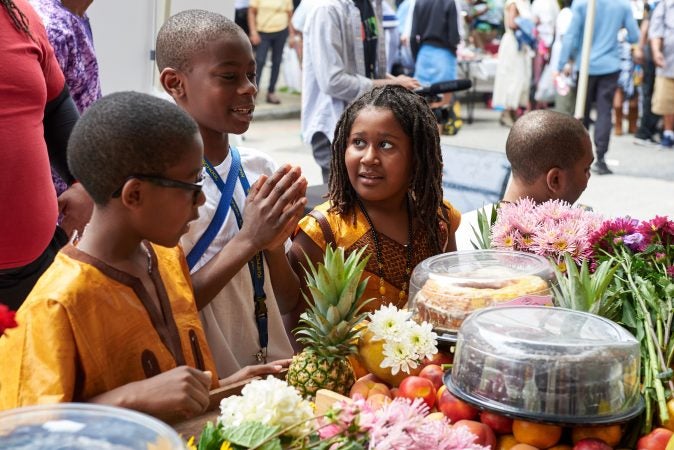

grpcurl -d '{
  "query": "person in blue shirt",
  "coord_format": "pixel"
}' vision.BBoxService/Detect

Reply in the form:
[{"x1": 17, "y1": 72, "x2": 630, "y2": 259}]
[{"x1": 558, "y1": 0, "x2": 639, "y2": 175}]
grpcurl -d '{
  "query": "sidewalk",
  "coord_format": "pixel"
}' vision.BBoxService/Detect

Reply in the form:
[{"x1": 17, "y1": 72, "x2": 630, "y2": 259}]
[{"x1": 253, "y1": 89, "x2": 301, "y2": 121}]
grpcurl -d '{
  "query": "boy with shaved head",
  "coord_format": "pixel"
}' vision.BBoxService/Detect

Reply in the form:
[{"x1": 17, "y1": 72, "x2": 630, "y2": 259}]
[
  {"x1": 455, "y1": 110, "x2": 594, "y2": 249},
  {"x1": 156, "y1": 10, "x2": 306, "y2": 378}
]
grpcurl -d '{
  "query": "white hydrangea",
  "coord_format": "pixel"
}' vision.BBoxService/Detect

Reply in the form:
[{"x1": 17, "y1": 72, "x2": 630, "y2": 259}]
[
  {"x1": 219, "y1": 376, "x2": 314, "y2": 437},
  {"x1": 368, "y1": 303, "x2": 412, "y2": 341}
]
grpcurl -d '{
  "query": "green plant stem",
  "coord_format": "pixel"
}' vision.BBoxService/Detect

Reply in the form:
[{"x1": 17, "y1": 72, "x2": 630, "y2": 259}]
[
  {"x1": 644, "y1": 388, "x2": 653, "y2": 435},
  {"x1": 626, "y1": 264, "x2": 670, "y2": 426},
  {"x1": 662, "y1": 298, "x2": 672, "y2": 349},
  {"x1": 285, "y1": 422, "x2": 353, "y2": 450},
  {"x1": 649, "y1": 326, "x2": 674, "y2": 394}
]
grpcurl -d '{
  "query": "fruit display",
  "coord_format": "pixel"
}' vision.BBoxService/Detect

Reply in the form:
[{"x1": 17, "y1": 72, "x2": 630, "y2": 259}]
[
  {"x1": 408, "y1": 250, "x2": 553, "y2": 334},
  {"x1": 448, "y1": 306, "x2": 643, "y2": 424},
  {"x1": 286, "y1": 246, "x2": 372, "y2": 398}
]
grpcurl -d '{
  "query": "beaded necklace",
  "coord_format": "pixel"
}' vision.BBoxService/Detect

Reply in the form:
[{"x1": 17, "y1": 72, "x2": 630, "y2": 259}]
[{"x1": 356, "y1": 196, "x2": 414, "y2": 302}]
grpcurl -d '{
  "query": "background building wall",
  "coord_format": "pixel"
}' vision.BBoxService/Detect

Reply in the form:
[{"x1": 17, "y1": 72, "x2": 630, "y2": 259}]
[{"x1": 88, "y1": 0, "x2": 235, "y2": 95}]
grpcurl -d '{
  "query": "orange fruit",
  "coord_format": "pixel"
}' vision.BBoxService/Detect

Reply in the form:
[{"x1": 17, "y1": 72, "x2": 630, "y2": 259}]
[
  {"x1": 347, "y1": 354, "x2": 369, "y2": 379},
  {"x1": 512, "y1": 419, "x2": 562, "y2": 448},
  {"x1": 571, "y1": 424, "x2": 622, "y2": 447},
  {"x1": 510, "y1": 445, "x2": 540, "y2": 450},
  {"x1": 547, "y1": 446, "x2": 572, "y2": 450},
  {"x1": 358, "y1": 329, "x2": 421, "y2": 386},
  {"x1": 497, "y1": 434, "x2": 519, "y2": 450}
]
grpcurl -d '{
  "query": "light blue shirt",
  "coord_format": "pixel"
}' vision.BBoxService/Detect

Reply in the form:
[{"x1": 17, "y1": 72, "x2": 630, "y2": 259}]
[
  {"x1": 557, "y1": 0, "x2": 639, "y2": 76},
  {"x1": 301, "y1": 0, "x2": 386, "y2": 144}
]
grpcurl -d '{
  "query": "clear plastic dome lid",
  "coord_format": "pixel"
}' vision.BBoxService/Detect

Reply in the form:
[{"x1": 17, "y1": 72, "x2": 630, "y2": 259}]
[
  {"x1": 447, "y1": 306, "x2": 643, "y2": 424},
  {"x1": 0, "y1": 403, "x2": 185, "y2": 449},
  {"x1": 409, "y1": 250, "x2": 554, "y2": 334}
]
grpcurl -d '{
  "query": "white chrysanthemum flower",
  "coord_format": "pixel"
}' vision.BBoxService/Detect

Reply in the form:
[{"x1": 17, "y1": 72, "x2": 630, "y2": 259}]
[
  {"x1": 380, "y1": 340, "x2": 419, "y2": 375},
  {"x1": 408, "y1": 321, "x2": 438, "y2": 360},
  {"x1": 368, "y1": 303, "x2": 412, "y2": 341},
  {"x1": 219, "y1": 376, "x2": 314, "y2": 437}
]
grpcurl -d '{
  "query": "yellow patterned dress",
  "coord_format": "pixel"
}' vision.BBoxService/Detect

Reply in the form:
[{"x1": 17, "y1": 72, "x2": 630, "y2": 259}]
[{"x1": 293, "y1": 201, "x2": 461, "y2": 312}]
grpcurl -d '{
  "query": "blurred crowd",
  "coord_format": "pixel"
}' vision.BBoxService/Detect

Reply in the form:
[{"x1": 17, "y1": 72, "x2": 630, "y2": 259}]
[{"x1": 241, "y1": 0, "x2": 671, "y2": 166}]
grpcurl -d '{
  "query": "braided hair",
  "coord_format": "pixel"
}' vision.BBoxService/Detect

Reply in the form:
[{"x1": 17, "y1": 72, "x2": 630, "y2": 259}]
[
  {"x1": 2, "y1": 0, "x2": 31, "y2": 35},
  {"x1": 329, "y1": 85, "x2": 447, "y2": 252}
]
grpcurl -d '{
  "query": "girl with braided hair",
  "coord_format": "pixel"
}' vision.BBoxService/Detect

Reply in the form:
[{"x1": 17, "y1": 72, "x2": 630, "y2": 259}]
[{"x1": 289, "y1": 85, "x2": 460, "y2": 317}]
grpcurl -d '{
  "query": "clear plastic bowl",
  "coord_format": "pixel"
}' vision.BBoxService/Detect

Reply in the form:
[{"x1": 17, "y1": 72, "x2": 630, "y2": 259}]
[
  {"x1": 409, "y1": 250, "x2": 554, "y2": 334},
  {"x1": 0, "y1": 403, "x2": 185, "y2": 449},
  {"x1": 446, "y1": 306, "x2": 643, "y2": 424}
]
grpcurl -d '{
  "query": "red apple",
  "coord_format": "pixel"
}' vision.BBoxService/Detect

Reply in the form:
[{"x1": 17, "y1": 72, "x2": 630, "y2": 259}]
[
  {"x1": 419, "y1": 364, "x2": 445, "y2": 391},
  {"x1": 573, "y1": 438, "x2": 613, "y2": 450},
  {"x1": 454, "y1": 419, "x2": 497, "y2": 448},
  {"x1": 397, "y1": 376, "x2": 437, "y2": 409},
  {"x1": 480, "y1": 410, "x2": 513, "y2": 435},
  {"x1": 422, "y1": 351, "x2": 453, "y2": 367},
  {"x1": 637, "y1": 427, "x2": 674, "y2": 450},
  {"x1": 436, "y1": 385, "x2": 478, "y2": 422}
]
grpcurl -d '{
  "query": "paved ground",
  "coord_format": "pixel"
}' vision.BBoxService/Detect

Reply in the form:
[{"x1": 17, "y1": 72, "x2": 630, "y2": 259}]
[{"x1": 248, "y1": 88, "x2": 674, "y2": 220}]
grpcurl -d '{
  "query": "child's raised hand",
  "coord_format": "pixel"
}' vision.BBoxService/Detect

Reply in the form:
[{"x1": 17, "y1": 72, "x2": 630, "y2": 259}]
[{"x1": 240, "y1": 165, "x2": 308, "y2": 251}]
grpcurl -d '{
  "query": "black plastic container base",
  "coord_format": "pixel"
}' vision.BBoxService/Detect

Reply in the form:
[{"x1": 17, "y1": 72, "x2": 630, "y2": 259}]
[{"x1": 443, "y1": 373, "x2": 645, "y2": 426}]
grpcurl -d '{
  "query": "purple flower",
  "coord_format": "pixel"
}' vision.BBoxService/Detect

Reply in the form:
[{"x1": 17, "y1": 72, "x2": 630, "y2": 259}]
[{"x1": 623, "y1": 233, "x2": 645, "y2": 252}]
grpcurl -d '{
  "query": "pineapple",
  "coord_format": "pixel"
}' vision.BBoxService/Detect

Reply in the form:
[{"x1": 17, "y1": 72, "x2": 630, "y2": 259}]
[{"x1": 286, "y1": 245, "x2": 373, "y2": 398}]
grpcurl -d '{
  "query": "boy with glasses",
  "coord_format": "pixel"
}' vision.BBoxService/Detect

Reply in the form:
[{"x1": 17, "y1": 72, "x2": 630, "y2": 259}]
[{"x1": 0, "y1": 92, "x2": 278, "y2": 420}]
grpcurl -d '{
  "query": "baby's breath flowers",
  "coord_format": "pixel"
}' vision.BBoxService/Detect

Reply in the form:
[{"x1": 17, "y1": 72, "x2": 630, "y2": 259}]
[{"x1": 368, "y1": 304, "x2": 438, "y2": 375}]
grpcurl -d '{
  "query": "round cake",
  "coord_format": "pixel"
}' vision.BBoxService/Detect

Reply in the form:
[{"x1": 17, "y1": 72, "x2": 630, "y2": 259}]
[{"x1": 413, "y1": 267, "x2": 550, "y2": 332}]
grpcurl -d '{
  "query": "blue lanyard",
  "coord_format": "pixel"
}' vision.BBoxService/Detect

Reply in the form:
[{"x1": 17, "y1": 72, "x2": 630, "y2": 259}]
[{"x1": 187, "y1": 147, "x2": 268, "y2": 359}]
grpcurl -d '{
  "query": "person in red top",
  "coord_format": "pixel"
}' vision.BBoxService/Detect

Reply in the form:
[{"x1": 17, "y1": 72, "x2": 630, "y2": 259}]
[{"x1": 0, "y1": 0, "x2": 92, "y2": 310}]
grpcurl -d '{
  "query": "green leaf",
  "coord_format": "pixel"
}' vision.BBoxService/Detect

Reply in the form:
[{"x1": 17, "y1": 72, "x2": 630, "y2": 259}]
[
  {"x1": 221, "y1": 422, "x2": 281, "y2": 450},
  {"x1": 197, "y1": 421, "x2": 224, "y2": 450},
  {"x1": 470, "y1": 204, "x2": 498, "y2": 249}
]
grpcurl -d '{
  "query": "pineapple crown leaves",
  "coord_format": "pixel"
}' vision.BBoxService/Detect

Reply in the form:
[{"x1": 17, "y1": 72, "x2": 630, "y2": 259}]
[
  {"x1": 294, "y1": 246, "x2": 375, "y2": 357},
  {"x1": 551, "y1": 253, "x2": 621, "y2": 320}
]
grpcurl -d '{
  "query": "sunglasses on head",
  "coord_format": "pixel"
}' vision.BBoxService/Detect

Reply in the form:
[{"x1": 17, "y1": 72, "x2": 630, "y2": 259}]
[{"x1": 111, "y1": 173, "x2": 204, "y2": 203}]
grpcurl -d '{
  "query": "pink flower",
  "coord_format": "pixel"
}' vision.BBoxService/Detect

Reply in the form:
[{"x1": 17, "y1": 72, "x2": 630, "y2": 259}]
[
  {"x1": 491, "y1": 199, "x2": 601, "y2": 265},
  {"x1": 588, "y1": 217, "x2": 639, "y2": 256},
  {"x1": 534, "y1": 199, "x2": 574, "y2": 223},
  {"x1": 319, "y1": 424, "x2": 343, "y2": 439},
  {"x1": 668, "y1": 266, "x2": 674, "y2": 279},
  {"x1": 638, "y1": 216, "x2": 674, "y2": 248}
]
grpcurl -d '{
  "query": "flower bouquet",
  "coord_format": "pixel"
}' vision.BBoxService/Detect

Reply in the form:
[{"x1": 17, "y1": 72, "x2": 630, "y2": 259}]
[
  {"x1": 583, "y1": 216, "x2": 674, "y2": 435},
  {"x1": 490, "y1": 198, "x2": 603, "y2": 266},
  {"x1": 191, "y1": 376, "x2": 487, "y2": 450}
]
